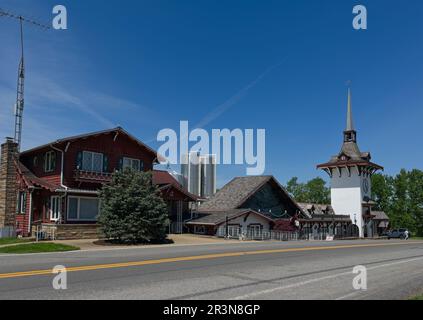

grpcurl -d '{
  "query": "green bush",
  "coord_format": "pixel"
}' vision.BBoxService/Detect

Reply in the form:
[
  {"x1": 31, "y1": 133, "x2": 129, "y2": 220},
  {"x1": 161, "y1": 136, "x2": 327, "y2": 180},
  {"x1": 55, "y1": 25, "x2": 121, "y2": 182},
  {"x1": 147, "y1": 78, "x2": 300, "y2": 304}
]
[{"x1": 98, "y1": 170, "x2": 169, "y2": 244}]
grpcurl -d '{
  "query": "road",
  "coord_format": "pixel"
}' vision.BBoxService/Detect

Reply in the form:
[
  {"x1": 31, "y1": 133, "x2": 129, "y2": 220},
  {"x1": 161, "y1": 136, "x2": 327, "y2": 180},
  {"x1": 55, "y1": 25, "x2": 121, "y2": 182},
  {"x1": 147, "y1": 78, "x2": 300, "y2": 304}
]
[{"x1": 0, "y1": 239, "x2": 423, "y2": 300}]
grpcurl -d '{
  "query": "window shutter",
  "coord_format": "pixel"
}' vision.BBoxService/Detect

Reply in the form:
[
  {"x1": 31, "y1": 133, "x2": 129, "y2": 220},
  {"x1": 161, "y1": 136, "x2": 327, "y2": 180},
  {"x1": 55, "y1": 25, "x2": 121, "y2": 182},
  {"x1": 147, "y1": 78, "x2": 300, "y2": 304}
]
[
  {"x1": 103, "y1": 155, "x2": 109, "y2": 173},
  {"x1": 76, "y1": 151, "x2": 83, "y2": 170}
]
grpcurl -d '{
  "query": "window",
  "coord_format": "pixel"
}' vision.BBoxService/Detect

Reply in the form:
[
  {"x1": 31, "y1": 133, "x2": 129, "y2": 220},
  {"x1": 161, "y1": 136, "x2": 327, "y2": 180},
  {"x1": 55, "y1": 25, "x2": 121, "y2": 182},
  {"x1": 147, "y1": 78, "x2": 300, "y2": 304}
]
[
  {"x1": 82, "y1": 151, "x2": 103, "y2": 173},
  {"x1": 194, "y1": 226, "x2": 206, "y2": 235},
  {"x1": 17, "y1": 191, "x2": 26, "y2": 214},
  {"x1": 44, "y1": 151, "x2": 56, "y2": 172},
  {"x1": 50, "y1": 196, "x2": 61, "y2": 221},
  {"x1": 123, "y1": 157, "x2": 143, "y2": 171},
  {"x1": 248, "y1": 224, "x2": 262, "y2": 237},
  {"x1": 67, "y1": 197, "x2": 99, "y2": 221}
]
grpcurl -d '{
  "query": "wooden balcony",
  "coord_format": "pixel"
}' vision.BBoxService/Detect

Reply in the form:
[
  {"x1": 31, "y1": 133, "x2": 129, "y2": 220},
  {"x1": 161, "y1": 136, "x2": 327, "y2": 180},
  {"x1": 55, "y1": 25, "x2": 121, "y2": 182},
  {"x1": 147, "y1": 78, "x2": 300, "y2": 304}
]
[{"x1": 73, "y1": 170, "x2": 112, "y2": 183}]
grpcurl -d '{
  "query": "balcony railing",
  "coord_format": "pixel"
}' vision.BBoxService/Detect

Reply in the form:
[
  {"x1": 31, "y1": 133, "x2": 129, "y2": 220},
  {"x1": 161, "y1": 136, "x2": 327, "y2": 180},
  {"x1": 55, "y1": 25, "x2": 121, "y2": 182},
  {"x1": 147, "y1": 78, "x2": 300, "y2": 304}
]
[{"x1": 73, "y1": 170, "x2": 112, "y2": 183}]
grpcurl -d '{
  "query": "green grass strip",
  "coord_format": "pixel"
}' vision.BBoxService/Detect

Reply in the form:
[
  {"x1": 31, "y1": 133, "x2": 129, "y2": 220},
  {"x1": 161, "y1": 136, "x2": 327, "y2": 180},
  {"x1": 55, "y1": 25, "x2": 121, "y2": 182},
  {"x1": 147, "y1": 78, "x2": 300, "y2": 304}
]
[{"x1": 0, "y1": 243, "x2": 80, "y2": 254}]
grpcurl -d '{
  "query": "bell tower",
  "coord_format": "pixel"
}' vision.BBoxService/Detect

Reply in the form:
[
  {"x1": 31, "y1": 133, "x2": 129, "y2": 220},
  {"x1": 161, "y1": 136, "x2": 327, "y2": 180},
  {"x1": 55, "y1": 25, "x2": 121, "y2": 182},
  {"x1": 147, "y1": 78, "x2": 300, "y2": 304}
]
[{"x1": 317, "y1": 90, "x2": 383, "y2": 238}]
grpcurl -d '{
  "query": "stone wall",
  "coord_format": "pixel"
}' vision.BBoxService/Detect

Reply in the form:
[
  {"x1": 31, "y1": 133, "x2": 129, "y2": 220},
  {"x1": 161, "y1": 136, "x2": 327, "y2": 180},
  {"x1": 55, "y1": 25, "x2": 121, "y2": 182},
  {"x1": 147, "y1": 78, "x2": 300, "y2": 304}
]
[
  {"x1": 0, "y1": 138, "x2": 18, "y2": 228},
  {"x1": 32, "y1": 224, "x2": 103, "y2": 240},
  {"x1": 56, "y1": 224, "x2": 101, "y2": 240}
]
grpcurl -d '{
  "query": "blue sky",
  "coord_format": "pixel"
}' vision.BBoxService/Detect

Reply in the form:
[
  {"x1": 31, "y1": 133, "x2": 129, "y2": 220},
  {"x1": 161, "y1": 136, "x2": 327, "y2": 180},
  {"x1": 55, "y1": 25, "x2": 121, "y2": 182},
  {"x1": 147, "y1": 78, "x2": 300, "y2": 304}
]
[{"x1": 1, "y1": 0, "x2": 422, "y2": 187}]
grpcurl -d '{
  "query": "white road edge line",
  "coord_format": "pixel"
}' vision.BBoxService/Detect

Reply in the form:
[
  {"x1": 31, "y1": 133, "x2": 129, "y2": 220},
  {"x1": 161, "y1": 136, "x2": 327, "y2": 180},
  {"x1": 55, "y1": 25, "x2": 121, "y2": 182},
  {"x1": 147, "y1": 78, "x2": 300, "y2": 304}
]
[{"x1": 231, "y1": 256, "x2": 423, "y2": 300}]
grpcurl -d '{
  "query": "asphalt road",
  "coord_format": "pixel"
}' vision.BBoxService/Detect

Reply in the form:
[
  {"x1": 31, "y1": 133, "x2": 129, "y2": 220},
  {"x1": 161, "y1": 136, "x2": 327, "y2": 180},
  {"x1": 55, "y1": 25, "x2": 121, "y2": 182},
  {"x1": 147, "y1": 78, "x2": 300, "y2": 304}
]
[{"x1": 0, "y1": 239, "x2": 423, "y2": 300}]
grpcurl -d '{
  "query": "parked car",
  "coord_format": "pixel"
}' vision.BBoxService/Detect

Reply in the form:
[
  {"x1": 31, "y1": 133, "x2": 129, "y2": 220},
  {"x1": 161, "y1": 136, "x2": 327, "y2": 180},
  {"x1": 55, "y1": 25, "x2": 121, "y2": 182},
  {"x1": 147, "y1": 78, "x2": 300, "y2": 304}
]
[{"x1": 387, "y1": 229, "x2": 410, "y2": 240}]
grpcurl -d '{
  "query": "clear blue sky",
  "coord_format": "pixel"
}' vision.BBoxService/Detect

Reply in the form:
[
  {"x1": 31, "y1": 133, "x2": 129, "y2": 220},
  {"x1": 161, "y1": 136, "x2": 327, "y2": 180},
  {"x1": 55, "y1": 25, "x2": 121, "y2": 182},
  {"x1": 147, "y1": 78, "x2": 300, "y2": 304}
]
[{"x1": 1, "y1": 0, "x2": 422, "y2": 187}]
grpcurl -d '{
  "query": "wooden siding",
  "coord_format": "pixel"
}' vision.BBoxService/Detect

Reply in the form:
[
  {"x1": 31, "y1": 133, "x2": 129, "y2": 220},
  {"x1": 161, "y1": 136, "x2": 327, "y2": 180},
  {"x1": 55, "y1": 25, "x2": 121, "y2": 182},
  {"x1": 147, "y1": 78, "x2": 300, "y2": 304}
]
[{"x1": 19, "y1": 131, "x2": 156, "y2": 190}]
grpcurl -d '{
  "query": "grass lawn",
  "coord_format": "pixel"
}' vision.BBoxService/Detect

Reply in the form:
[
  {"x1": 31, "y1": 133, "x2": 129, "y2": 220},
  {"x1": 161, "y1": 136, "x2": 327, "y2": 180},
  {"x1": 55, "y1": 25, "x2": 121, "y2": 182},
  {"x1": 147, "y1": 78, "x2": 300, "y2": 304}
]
[
  {"x1": 410, "y1": 294, "x2": 423, "y2": 300},
  {"x1": 0, "y1": 243, "x2": 80, "y2": 254},
  {"x1": 411, "y1": 237, "x2": 423, "y2": 240},
  {"x1": 0, "y1": 237, "x2": 31, "y2": 246}
]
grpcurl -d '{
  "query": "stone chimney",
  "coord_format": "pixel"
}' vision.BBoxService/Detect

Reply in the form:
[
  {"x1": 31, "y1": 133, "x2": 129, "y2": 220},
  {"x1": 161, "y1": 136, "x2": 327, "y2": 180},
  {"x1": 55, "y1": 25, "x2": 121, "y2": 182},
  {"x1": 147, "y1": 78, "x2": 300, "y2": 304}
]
[{"x1": 0, "y1": 138, "x2": 18, "y2": 228}]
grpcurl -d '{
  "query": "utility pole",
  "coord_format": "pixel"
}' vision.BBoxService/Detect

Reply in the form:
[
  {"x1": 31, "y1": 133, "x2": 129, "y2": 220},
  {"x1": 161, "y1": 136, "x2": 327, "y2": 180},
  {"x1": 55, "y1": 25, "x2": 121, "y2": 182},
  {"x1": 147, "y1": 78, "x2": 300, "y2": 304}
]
[{"x1": 0, "y1": 8, "x2": 50, "y2": 152}]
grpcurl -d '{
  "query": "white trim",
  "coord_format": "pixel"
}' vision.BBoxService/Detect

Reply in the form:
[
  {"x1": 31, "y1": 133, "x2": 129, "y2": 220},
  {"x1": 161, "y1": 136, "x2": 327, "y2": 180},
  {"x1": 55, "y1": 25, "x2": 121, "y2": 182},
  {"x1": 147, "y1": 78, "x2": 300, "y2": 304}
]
[
  {"x1": 28, "y1": 191, "x2": 33, "y2": 234},
  {"x1": 44, "y1": 151, "x2": 56, "y2": 172},
  {"x1": 67, "y1": 196, "x2": 100, "y2": 222},
  {"x1": 17, "y1": 191, "x2": 26, "y2": 214},
  {"x1": 50, "y1": 196, "x2": 61, "y2": 222}
]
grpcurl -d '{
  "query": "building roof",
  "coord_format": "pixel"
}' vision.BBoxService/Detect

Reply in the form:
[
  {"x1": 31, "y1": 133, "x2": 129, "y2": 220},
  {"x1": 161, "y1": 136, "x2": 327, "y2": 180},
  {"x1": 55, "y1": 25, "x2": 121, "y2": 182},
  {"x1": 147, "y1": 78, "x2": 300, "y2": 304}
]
[
  {"x1": 297, "y1": 203, "x2": 334, "y2": 215},
  {"x1": 300, "y1": 214, "x2": 352, "y2": 223},
  {"x1": 317, "y1": 90, "x2": 383, "y2": 172},
  {"x1": 16, "y1": 161, "x2": 60, "y2": 192},
  {"x1": 153, "y1": 170, "x2": 198, "y2": 201},
  {"x1": 186, "y1": 209, "x2": 273, "y2": 226},
  {"x1": 198, "y1": 175, "x2": 309, "y2": 218},
  {"x1": 372, "y1": 211, "x2": 390, "y2": 221},
  {"x1": 20, "y1": 127, "x2": 162, "y2": 163}
]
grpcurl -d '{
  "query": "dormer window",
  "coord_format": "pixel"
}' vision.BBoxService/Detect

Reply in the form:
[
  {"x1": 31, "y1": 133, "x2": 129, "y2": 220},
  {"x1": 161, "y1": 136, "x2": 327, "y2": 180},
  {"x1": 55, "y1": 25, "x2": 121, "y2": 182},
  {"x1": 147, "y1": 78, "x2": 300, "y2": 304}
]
[{"x1": 44, "y1": 151, "x2": 56, "y2": 173}]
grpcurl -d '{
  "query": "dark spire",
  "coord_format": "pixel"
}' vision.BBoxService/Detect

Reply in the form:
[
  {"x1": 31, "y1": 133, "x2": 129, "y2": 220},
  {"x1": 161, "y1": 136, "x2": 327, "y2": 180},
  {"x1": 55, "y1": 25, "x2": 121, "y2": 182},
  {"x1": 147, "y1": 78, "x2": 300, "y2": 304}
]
[
  {"x1": 346, "y1": 88, "x2": 354, "y2": 131},
  {"x1": 344, "y1": 88, "x2": 357, "y2": 143}
]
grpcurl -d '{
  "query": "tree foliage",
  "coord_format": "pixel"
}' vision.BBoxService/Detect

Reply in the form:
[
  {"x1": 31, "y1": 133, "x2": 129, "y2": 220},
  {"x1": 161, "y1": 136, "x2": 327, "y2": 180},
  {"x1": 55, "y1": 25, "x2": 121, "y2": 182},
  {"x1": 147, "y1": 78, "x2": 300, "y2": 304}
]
[
  {"x1": 372, "y1": 169, "x2": 423, "y2": 236},
  {"x1": 98, "y1": 170, "x2": 169, "y2": 244},
  {"x1": 286, "y1": 177, "x2": 330, "y2": 204}
]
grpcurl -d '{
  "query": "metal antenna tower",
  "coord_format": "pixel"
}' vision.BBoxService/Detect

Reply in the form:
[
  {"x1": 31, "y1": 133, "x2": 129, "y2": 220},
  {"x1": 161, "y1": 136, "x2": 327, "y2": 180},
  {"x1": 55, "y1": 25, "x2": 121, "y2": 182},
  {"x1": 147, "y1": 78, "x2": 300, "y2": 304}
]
[{"x1": 0, "y1": 8, "x2": 50, "y2": 151}]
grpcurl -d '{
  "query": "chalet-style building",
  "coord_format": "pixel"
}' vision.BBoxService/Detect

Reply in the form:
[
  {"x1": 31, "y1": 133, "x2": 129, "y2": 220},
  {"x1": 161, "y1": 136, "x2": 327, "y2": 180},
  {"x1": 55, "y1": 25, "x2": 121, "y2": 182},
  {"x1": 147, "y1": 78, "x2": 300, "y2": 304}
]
[
  {"x1": 187, "y1": 176, "x2": 354, "y2": 237},
  {"x1": 0, "y1": 127, "x2": 197, "y2": 239}
]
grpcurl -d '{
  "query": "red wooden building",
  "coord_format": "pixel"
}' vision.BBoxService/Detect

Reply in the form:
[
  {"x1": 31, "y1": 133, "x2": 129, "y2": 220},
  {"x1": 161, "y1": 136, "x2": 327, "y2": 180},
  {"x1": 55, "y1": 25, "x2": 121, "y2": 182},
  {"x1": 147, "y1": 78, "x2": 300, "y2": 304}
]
[{"x1": 3, "y1": 127, "x2": 195, "y2": 239}]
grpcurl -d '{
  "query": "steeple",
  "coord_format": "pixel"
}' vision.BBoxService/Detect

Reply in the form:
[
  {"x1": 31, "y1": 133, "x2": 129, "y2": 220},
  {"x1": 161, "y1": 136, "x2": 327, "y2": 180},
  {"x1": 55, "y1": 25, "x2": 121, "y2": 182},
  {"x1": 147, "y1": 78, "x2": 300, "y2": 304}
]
[
  {"x1": 344, "y1": 88, "x2": 357, "y2": 143},
  {"x1": 346, "y1": 88, "x2": 354, "y2": 131}
]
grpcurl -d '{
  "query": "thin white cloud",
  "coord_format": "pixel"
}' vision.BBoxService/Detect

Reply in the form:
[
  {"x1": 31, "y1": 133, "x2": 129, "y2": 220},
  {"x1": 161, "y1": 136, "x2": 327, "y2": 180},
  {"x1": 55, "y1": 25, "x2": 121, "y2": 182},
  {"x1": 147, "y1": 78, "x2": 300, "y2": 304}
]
[
  {"x1": 26, "y1": 75, "x2": 116, "y2": 128},
  {"x1": 195, "y1": 60, "x2": 286, "y2": 128}
]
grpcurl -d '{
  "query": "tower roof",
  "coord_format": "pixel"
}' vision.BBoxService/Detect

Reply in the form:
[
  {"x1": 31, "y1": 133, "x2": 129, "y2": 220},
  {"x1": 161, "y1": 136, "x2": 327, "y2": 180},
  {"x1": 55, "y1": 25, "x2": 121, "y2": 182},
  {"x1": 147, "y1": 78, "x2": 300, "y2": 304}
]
[{"x1": 317, "y1": 89, "x2": 383, "y2": 173}]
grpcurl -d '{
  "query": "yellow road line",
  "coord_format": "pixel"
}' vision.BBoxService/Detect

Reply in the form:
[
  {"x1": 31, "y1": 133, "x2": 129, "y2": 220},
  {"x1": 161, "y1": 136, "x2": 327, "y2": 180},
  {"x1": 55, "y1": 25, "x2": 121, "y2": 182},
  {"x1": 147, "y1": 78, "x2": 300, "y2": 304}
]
[{"x1": 0, "y1": 241, "x2": 421, "y2": 280}]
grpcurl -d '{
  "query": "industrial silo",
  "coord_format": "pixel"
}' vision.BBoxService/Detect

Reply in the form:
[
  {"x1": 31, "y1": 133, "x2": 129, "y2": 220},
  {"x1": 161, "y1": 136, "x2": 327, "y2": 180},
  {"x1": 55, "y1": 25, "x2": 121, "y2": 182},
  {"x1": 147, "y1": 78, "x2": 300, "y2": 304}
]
[
  {"x1": 181, "y1": 152, "x2": 202, "y2": 196},
  {"x1": 201, "y1": 154, "x2": 217, "y2": 198}
]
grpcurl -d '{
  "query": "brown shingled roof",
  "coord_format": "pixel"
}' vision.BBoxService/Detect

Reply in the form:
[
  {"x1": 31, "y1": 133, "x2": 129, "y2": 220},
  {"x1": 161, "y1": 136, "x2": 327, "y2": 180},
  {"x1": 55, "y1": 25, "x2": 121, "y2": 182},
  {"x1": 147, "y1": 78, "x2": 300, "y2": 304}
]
[
  {"x1": 186, "y1": 209, "x2": 273, "y2": 226},
  {"x1": 198, "y1": 176, "x2": 310, "y2": 218}
]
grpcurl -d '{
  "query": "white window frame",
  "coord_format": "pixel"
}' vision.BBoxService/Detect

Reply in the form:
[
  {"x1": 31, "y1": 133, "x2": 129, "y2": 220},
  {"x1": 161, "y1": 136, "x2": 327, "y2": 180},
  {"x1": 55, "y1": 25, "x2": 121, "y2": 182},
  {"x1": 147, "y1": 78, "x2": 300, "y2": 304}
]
[
  {"x1": 44, "y1": 151, "x2": 56, "y2": 172},
  {"x1": 123, "y1": 157, "x2": 141, "y2": 171},
  {"x1": 67, "y1": 196, "x2": 100, "y2": 222},
  {"x1": 50, "y1": 196, "x2": 61, "y2": 222},
  {"x1": 82, "y1": 151, "x2": 104, "y2": 173},
  {"x1": 17, "y1": 191, "x2": 26, "y2": 214}
]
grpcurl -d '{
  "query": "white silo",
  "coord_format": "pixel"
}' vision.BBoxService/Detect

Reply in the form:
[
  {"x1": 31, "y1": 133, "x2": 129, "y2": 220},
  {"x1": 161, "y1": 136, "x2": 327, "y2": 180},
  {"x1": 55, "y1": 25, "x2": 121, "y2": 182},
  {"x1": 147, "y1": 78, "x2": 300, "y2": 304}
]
[
  {"x1": 201, "y1": 154, "x2": 217, "y2": 198},
  {"x1": 181, "y1": 152, "x2": 202, "y2": 196}
]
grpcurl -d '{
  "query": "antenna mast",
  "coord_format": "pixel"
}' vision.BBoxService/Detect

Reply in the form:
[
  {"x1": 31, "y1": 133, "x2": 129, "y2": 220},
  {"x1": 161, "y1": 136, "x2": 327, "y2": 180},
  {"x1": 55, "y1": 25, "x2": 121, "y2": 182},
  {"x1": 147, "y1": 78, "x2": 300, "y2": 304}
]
[{"x1": 0, "y1": 8, "x2": 50, "y2": 152}]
